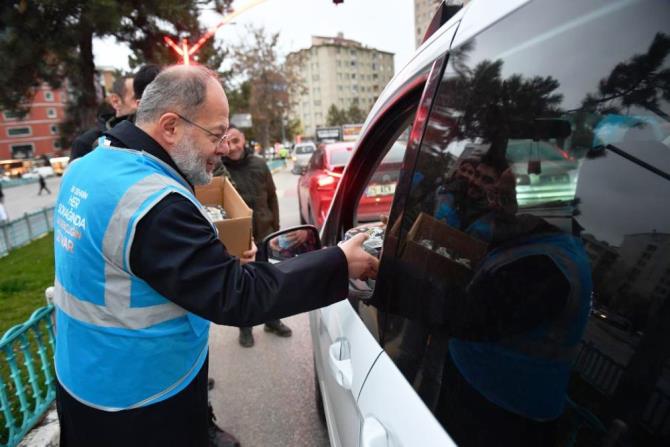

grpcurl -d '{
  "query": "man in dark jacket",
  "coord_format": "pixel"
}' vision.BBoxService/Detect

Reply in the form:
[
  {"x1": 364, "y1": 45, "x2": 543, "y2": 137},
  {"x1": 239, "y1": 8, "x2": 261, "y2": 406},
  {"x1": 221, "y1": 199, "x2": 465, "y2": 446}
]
[
  {"x1": 70, "y1": 75, "x2": 136, "y2": 161},
  {"x1": 218, "y1": 126, "x2": 291, "y2": 347},
  {"x1": 70, "y1": 65, "x2": 161, "y2": 162},
  {"x1": 53, "y1": 64, "x2": 377, "y2": 447}
]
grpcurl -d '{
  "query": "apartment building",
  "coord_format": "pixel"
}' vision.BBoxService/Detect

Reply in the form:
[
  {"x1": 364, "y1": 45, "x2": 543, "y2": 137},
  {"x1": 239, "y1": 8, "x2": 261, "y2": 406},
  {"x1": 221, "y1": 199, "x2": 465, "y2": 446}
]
[
  {"x1": 287, "y1": 33, "x2": 394, "y2": 138},
  {"x1": 0, "y1": 84, "x2": 68, "y2": 159},
  {"x1": 414, "y1": 0, "x2": 468, "y2": 48}
]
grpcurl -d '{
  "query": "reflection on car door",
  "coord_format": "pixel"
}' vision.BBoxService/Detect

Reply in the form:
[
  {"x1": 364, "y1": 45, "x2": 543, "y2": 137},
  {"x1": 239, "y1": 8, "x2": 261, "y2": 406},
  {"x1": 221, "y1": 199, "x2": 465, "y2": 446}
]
[{"x1": 343, "y1": 23, "x2": 462, "y2": 446}]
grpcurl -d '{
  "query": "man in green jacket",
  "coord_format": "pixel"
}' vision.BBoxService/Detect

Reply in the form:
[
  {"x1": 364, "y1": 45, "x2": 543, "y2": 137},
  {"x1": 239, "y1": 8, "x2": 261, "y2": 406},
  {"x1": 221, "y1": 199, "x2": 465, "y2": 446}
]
[{"x1": 216, "y1": 126, "x2": 292, "y2": 347}]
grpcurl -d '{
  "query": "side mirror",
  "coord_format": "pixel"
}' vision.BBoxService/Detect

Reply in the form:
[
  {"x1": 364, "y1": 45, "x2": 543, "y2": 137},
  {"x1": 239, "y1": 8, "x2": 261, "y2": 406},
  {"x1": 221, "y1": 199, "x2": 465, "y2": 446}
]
[{"x1": 258, "y1": 225, "x2": 321, "y2": 263}]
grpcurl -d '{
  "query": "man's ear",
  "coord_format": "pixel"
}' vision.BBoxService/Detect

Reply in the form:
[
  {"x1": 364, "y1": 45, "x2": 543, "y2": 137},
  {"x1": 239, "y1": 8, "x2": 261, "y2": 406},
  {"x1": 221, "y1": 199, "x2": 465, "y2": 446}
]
[
  {"x1": 107, "y1": 94, "x2": 121, "y2": 112},
  {"x1": 157, "y1": 113, "x2": 180, "y2": 146}
]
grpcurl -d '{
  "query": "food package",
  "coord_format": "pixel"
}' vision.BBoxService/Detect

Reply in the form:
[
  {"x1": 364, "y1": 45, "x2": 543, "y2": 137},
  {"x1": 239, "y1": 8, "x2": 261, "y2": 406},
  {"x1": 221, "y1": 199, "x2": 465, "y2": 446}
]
[
  {"x1": 343, "y1": 223, "x2": 386, "y2": 258},
  {"x1": 204, "y1": 205, "x2": 228, "y2": 222}
]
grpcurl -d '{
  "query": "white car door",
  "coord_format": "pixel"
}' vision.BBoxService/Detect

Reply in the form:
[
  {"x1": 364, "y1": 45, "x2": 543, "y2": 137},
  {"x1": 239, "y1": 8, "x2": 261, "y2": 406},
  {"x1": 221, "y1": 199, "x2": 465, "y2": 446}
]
[
  {"x1": 357, "y1": 351, "x2": 455, "y2": 447},
  {"x1": 311, "y1": 299, "x2": 383, "y2": 447}
]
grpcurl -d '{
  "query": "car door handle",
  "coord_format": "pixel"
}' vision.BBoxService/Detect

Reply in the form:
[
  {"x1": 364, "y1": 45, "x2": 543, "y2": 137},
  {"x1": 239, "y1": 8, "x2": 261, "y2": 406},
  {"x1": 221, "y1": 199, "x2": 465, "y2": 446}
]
[
  {"x1": 328, "y1": 339, "x2": 353, "y2": 390},
  {"x1": 361, "y1": 416, "x2": 389, "y2": 447}
]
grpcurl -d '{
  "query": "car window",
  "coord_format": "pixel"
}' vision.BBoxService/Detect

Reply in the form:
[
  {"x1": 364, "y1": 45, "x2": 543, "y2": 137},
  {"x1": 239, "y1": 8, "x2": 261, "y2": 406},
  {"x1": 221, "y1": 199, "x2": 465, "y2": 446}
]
[
  {"x1": 328, "y1": 148, "x2": 354, "y2": 168},
  {"x1": 296, "y1": 145, "x2": 314, "y2": 154},
  {"x1": 355, "y1": 128, "x2": 410, "y2": 226},
  {"x1": 374, "y1": 1, "x2": 670, "y2": 445}
]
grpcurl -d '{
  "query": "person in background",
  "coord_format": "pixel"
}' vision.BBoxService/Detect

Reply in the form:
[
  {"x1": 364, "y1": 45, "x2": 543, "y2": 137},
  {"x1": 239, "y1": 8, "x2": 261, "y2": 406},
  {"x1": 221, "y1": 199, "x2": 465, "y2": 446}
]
[
  {"x1": 217, "y1": 126, "x2": 293, "y2": 347},
  {"x1": 133, "y1": 64, "x2": 162, "y2": 101},
  {"x1": 53, "y1": 64, "x2": 377, "y2": 447},
  {"x1": 37, "y1": 174, "x2": 51, "y2": 195},
  {"x1": 69, "y1": 64, "x2": 161, "y2": 162},
  {"x1": 70, "y1": 75, "x2": 136, "y2": 161}
]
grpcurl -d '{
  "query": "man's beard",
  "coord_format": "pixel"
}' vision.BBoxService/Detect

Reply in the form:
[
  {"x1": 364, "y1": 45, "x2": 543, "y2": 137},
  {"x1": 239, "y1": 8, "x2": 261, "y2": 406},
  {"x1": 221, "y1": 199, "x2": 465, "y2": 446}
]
[{"x1": 171, "y1": 133, "x2": 220, "y2": 185}]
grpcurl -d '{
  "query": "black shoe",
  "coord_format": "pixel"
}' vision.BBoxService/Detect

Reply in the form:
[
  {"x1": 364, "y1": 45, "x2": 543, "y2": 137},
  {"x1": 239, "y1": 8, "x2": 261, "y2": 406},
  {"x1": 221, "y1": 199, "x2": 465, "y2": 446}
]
[
  {"x1": 208, "y1": 405, "x2": 240, "y2": 447},
  {"x1": 238, "y1": 327, "x2": 254, "y2": 348},
  {"x1": 264, "y1": 320, "x2": 292, "y2": 337}
]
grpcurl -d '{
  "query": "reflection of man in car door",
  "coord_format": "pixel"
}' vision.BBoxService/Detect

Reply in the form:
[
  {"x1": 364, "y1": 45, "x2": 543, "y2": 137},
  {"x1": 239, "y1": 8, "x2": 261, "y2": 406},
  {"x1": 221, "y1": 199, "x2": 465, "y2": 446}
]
[
  {"x1": 433, "y1": 154, "x2": 515, "y2": 242},
  {"x1": 436, "y1": 210, "x2": 593, "y2": 446}
]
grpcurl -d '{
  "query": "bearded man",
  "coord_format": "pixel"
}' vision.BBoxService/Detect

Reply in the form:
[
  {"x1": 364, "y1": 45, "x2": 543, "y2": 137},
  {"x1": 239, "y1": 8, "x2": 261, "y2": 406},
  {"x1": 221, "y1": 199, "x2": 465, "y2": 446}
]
[{"x1": 53, "y1": 65, "x2": 378, "y2": 447}]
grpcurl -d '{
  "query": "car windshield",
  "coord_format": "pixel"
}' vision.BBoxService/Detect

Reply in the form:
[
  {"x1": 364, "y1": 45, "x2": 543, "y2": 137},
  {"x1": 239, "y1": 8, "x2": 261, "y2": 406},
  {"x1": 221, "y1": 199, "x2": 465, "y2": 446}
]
[
  {"x1": 328, "y1": 148, "x2": 353, "y2": 167},
  {"x1": 296, "y1": 145, "x2": 315, "y2": 154}
]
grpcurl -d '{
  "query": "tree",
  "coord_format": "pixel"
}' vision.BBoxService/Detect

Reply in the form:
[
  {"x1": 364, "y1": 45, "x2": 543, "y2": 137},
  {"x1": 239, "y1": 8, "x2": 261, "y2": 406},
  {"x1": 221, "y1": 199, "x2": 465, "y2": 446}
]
[
  {"x1": 346, "y1": 103, "x2": 366, "y2": 123},
  {"x1": 326, "y1": 104, "x2": 347, "y2": 126},
  {"x1": 581, "y1": 32, "x2": 670, "y2": 119},
  {"x1": 286, "y1": 117, "x2": 304, "y2": 141},
  {"x1": 230, "y1": 25, "x2": 304, "y2": 148},
  {"x1": 0, "y1": 0, "x2": 212, "y2": 145}
]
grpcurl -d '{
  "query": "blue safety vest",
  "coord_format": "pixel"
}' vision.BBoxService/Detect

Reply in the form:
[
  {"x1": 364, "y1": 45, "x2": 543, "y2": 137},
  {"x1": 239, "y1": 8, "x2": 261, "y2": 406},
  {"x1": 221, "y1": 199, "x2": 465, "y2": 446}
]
[
  {"x1": 449, "y1": 232, "x2": 592, "y2": 420},
  {"x1": 434, "y1": 190, "x2": 494, "y2": 242},
  {"x1": 53, "y1": 142, "x2": 215, "y2": 411}
]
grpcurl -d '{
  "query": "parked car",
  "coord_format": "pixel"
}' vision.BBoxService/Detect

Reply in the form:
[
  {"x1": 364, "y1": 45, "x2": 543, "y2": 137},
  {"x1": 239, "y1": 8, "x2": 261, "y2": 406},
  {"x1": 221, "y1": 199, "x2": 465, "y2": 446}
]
[
  {"x1": 266, "y1": 0, "x2": 670, "y2": 445},
  {"x1": 297, "y1": 142, "x2": 354, "y2": 227},
  {"x1": 22, "y1": 166, "x2": 54, "y2": 179},
  {"x1": 291, "y1": 142, "x2": 317, "y2": 174}
]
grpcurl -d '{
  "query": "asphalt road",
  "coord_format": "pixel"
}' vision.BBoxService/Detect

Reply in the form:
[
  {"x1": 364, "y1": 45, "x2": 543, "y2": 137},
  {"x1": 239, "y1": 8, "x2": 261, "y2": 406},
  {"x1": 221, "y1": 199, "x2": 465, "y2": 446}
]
[
  {"x1": 2, "y1": 176, "x2": 62, "y2": 219},
  {"x1": 10, "y1": 163, "x2": 330, "y2": 447},
  {"x1": 209, "y1": 165, "x2": 331, "y2": 446}
]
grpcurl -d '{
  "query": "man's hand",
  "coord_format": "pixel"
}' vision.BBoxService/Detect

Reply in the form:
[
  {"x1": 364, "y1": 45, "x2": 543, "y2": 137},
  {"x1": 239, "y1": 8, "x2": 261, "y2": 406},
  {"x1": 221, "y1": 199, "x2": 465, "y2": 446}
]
[
  {"x1": 240, "y1": 241, "x2": 257, "y2": 265},
  {"x1": 338, "y1": 233, "x2": 379, "y2": 280}
]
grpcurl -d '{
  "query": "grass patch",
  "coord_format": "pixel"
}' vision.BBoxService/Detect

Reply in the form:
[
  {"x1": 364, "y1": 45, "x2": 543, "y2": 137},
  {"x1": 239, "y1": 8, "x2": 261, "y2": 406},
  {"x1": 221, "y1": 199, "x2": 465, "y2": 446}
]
[
  {"x1": 0, "y1": 234, "x2": 55, "y2": 445},
  {"x1": 0, "y1": 234, "x2": 54, "y2": 335}
]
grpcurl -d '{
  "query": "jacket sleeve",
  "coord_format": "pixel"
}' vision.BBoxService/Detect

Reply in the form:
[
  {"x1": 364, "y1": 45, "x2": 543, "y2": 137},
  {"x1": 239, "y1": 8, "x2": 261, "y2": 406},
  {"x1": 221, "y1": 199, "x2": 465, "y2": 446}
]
[
  {"x1": 129, "y1": 193, "x2": 348, "y2": 325},
  {"x1": 70, "y1": 128, "x2": 102, "y2": 161}
]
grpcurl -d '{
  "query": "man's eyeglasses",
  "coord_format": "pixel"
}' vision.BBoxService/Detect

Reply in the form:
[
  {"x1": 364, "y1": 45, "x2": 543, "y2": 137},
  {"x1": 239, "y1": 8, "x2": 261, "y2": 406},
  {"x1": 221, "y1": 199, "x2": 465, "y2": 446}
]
[{"x1": 174, "y1": 112, "x2": 229, "y2": 147}]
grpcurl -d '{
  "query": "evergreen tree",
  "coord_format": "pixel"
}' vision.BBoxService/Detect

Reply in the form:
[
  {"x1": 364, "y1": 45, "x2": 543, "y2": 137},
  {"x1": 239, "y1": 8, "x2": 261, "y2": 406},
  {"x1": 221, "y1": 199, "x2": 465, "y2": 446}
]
[
  {"x1": 346, "y1": 103, "x2": 366, "y2": 123},
  {"x1": 326, "y1": 104, "x2": 347, "y2": 126},
  {"x1": 0, "y1": 0, "x2": 216, "y2": 145}
]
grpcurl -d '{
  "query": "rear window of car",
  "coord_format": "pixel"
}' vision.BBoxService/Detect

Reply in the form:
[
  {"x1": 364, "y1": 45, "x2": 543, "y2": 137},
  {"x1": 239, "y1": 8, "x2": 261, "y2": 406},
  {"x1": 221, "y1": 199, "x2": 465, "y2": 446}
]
[
  {"x1": 328, "y1": 147, "x2": 354, "y2": 167},
  {"x1": 295, "y1": 145, "x2": 315, "y2": 154}
]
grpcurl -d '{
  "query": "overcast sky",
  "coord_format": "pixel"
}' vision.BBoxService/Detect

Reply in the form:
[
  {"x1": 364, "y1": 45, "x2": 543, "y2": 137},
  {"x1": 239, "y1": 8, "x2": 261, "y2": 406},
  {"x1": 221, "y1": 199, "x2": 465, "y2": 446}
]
[{"x1": 93, "y1": 0, "x2": 416, "y2": 74}]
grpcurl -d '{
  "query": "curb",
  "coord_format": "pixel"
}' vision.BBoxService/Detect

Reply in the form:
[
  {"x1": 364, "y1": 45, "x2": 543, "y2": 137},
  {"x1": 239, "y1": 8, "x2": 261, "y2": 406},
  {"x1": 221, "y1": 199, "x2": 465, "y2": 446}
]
[{"x1": 18, "y1": 404, "x2": 59, "y2": 447}]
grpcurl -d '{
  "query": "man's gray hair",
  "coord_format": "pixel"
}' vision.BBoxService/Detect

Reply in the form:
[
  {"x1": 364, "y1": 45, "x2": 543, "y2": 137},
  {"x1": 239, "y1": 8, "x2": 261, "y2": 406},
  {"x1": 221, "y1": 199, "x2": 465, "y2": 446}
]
[{"x1": 135, "y1": 65, "x2": 219, "y2": 124}]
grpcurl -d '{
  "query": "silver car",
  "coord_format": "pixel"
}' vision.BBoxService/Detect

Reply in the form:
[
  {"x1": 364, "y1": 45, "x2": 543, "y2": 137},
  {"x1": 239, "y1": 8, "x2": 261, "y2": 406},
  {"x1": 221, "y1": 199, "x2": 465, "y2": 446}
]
[
  {"x1": 292, "y1": 142, "x2": 317, "y2": 174},
  {"x1": 264, "y1": 0, "x2": 670, "y2": 445}
]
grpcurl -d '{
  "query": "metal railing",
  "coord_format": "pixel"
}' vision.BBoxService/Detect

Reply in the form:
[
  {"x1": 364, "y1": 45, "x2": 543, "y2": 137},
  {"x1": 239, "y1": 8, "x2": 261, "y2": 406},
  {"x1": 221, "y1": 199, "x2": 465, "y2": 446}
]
[
  {"x1": 0, "y1": 208, "x2": 53, "y2": 257},
  {"x1": 0, "y1": 305, "x2": 56, "y2": 447}
]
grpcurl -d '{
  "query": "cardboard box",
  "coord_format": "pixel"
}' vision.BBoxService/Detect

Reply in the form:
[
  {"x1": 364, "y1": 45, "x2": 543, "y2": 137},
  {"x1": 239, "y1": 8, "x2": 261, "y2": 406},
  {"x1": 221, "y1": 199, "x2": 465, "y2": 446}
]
[
  {"x1": 400, "y1": 212, "x2": 488, "y2": 284},
  {"x1": 195, "y1": 176, "x2": 253, "y2": 257}
]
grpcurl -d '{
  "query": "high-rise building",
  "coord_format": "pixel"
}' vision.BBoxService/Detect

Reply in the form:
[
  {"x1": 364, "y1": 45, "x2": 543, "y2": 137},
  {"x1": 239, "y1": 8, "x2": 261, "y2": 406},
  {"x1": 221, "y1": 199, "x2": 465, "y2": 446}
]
[
  {"x1": 414, "y1": 0, "x2": 442, "y2": 47},
  {"x1": 287, "y1": 33, "x2": 394, "y2": 138},
  {"x1": 414, "y1": 0, "x2": 468, "y2": 48},
  {"x1": 0, "y1": 84, "x2": 68, "y2": 159}
]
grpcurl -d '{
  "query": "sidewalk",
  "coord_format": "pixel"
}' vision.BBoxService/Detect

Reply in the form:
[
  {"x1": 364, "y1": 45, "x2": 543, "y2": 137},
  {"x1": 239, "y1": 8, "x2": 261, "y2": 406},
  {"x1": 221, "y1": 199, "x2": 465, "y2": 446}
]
[{"x1": 2, "y1": 177, "x2": 61, "y2": 219}]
